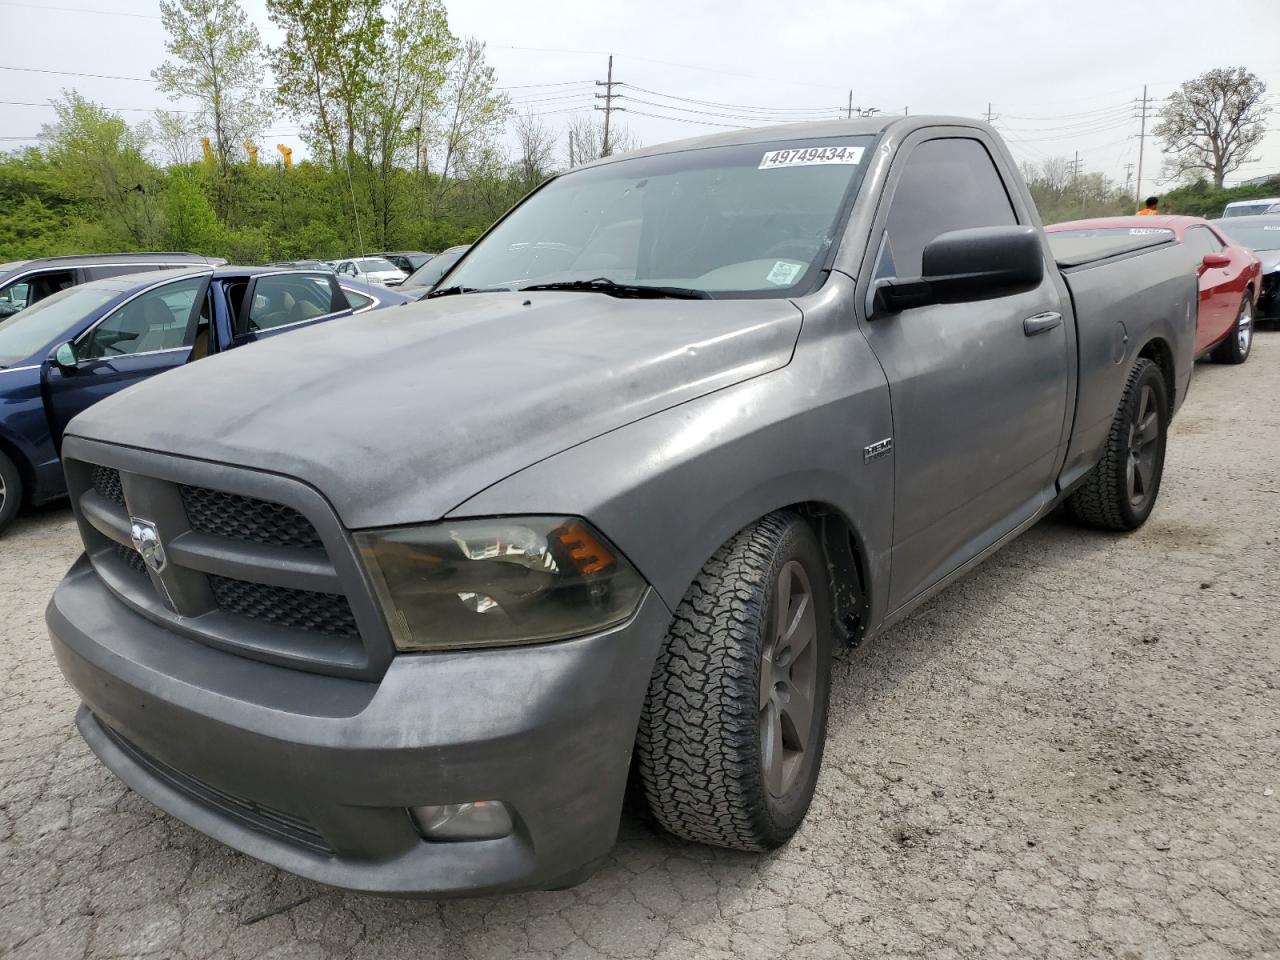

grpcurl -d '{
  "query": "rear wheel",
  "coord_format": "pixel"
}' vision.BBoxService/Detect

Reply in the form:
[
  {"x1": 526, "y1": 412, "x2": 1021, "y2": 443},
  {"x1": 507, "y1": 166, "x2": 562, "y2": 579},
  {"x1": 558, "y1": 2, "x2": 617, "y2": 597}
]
[
  {"x1": 0, "y1": 450, "x2": 22, "y2": 535},
  {"x1": 1064, "y1": 358, "x2": 1168, "y2": 531},
  {"x1": 1211, "y1": 295, "x2": 1254, "y2": 364},
  {"x1": 636, "y1": 512, "x2": 833, "y2": 850}
]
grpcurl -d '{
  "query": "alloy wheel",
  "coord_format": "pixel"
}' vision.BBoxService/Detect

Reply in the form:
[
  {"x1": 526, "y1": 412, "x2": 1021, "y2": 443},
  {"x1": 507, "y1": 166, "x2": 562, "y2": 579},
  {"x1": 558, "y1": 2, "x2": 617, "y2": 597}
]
[
  {"x1": 760, "y1": 559, "x2": 819, "y2": 798},
  {"x1": 1238, "y1": 300, "x2": 1253, "y2": 355},
  {"x1": 1126, "y1": 384, "x2": 1160, "y2": 508}
]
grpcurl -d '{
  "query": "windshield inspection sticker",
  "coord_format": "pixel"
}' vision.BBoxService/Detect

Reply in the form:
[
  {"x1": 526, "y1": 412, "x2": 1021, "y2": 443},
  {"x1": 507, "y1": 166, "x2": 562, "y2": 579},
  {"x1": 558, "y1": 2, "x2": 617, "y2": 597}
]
[
  {"x1": 759, "y1": 145, "x2": 865, "y2": 169},
  {"x1": 767, "y1": 260, "x2": 804, "y2": 286}
]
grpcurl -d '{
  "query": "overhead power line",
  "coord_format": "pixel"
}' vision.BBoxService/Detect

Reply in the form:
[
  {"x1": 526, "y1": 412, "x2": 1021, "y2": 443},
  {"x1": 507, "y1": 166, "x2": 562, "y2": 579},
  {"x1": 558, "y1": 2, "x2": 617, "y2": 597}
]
[
  {"x1": 0, "y1": 64, "x2": 153, "y2": 82},
  {"x1": 0, "y1": 1, "x2": 160, "y2": 18}
]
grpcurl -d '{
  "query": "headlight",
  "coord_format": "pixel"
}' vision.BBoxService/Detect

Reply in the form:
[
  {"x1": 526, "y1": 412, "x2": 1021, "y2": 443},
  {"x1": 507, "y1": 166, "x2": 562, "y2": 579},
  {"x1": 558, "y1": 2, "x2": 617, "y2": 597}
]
[{"x1": 355, "y1": 517, "x2": 647, "y2": 651}]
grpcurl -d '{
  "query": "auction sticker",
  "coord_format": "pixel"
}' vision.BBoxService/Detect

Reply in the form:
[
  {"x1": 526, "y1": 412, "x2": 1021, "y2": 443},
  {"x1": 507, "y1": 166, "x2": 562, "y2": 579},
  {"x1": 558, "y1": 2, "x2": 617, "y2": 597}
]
[
  {"x1": 759, "y1": 145, "x2": 865, "y2": 169},
  {"x1": 766, "y1": 261, "x2": 804, "y2": 286}
]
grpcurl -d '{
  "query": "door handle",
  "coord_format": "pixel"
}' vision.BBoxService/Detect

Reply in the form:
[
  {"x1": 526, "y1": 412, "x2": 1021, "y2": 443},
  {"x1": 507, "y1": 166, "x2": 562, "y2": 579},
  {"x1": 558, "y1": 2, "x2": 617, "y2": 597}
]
[{"x1": 1023, "y1": 311, "x2": 1063, "y2": 336}]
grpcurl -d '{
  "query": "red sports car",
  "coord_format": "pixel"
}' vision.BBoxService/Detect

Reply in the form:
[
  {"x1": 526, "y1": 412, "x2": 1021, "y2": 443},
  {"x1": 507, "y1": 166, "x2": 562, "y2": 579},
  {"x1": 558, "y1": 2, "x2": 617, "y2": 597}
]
[{"x1": 1046, "y1": 216, "x2": 1262, "y2": 363}]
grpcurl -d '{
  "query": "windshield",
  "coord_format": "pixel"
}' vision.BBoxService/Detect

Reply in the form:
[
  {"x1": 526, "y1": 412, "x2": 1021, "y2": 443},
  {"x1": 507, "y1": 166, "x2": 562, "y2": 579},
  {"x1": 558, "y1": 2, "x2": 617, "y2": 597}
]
[
  {"x1": 1224, "y1": 202, "x2": 1279, "y2": 218},
  {"x1": 403, "y1": 250, "x2": 466, "y2": 290},
  {"x1": 0, "y1": 283, "x2": 118, "y2": 366},
  {"x1": 1212, "y1": 220, "x2": 1280, "y2": 251},
  {"x1": 1049, "y1": 226, "x2": 1175, "y2": 239},
  {"x1": 357, "y1": 258, "x2": 399, "y2": 272},
  {"x1": 446, "y1": 136, "x2": 875, "y2": 298}
]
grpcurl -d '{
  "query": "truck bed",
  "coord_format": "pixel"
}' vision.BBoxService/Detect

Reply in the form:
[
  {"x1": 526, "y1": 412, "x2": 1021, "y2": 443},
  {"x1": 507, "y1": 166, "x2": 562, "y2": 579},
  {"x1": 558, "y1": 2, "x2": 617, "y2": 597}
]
[
  {"x1": 1048, "y1": 231, "x2": 1175, "y2": 269},
  {"x1": 1054, "y1": 239, "x2": 1198, "y2": 492}
]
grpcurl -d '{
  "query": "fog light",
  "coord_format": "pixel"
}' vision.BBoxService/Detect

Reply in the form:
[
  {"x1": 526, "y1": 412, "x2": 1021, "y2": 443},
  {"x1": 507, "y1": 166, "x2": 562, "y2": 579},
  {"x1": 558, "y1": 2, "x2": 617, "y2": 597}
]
[{"x1": 409, "y1": 801, "x2": 513, "y2": 841}]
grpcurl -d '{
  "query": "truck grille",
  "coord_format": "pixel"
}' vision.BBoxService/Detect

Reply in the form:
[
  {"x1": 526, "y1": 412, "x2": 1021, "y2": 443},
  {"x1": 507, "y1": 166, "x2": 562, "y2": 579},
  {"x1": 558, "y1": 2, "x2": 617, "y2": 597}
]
[
  {"x1": 180, "y1": 485, "x2": 325, "y2": 550},
  {"x1": 92, "y1": 466, "x2": 125, "y2": 506},
  {"x1": 66, "y1": 449, "x2": 389, "y2": 678},
  {"x1": 209, "y1": 575, "x2": 359, "y2": 639}
]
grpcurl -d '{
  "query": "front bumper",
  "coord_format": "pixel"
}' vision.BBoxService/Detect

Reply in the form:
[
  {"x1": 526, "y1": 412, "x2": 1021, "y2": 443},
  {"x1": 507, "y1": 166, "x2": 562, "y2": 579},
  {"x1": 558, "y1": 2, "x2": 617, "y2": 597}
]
[{"x1": 48, "y1": 555, "x2": 670, "y2": 896}]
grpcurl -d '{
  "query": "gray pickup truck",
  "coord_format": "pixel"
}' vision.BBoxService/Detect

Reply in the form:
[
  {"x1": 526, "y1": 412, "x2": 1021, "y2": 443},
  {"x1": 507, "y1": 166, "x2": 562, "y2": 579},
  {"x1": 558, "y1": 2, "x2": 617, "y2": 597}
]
[{"x1": 47, "y1": 116, "x2": 1197, "y2": 897}]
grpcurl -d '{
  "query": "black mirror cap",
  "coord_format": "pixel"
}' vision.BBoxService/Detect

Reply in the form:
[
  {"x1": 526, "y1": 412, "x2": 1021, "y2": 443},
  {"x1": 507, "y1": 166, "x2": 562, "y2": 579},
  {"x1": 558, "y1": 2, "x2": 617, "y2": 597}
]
[
  {"x1": 922, "y1": 225, "x2": 1044, "y2": 292},
  {"x1": 875, "y1": 225, "x2": 1045, "y2": 313}
]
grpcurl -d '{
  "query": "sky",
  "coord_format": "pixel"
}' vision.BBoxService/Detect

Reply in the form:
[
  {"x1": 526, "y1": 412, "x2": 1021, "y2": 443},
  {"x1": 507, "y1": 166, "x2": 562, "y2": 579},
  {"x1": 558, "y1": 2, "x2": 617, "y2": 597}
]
[{"x1": 2, "y1": 0, "x2": 1279, "y2": 197}]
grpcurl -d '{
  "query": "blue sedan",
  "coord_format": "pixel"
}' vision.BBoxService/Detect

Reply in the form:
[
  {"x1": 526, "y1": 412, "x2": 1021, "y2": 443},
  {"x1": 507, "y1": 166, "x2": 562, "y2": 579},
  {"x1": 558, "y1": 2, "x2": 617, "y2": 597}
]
[{"x1": 0, "y1": 265, "x2": 413, "y2": 532}]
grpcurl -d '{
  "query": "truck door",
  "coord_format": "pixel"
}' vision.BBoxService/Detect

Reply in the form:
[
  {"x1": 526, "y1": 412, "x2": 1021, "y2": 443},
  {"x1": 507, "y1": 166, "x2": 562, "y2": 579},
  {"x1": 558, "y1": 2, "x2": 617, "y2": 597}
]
[
  {"x1": 859, "y1": 133, "x2": 1071, "y2": 611},
  {"x1": 43, "y1": 274, "x2": 208, "y2": 445}
]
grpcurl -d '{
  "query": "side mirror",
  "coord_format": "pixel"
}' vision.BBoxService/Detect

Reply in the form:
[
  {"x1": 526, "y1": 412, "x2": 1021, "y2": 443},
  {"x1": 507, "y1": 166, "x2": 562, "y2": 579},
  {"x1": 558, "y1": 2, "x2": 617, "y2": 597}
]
[
  {"x1": 1201, "y1": 252, "x2": 1231, "y2": 269},
  {"x1": 53, "y1": 341, "x2": 78, "y2": 370},
  {"x1": 873, "y1": 225, "x2": 1045, "y2": 314}
]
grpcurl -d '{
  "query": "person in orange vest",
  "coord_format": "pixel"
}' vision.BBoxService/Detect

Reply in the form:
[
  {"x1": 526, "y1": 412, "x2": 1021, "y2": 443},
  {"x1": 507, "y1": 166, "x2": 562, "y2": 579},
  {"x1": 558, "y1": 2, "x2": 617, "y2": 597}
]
[{"x1": 1137, "y1": 196, "x2": 1159, "y2": 216}]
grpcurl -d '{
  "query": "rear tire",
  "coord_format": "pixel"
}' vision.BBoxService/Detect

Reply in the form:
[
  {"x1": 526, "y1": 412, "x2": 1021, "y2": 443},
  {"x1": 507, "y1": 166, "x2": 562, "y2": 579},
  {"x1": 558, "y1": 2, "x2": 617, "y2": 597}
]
[
  {"x1": 0, "y1": 449, "x2": 22, "y2": 535},
  {"x1": 1064, "y1": 358, "x2": 1168, "y2": 531},
  {"x1": 1211, "y1": 295, "x2": 1254, "y2": 364},
  {"x1": 635, "y1": 512, "x2": 833, "y2": 850}
]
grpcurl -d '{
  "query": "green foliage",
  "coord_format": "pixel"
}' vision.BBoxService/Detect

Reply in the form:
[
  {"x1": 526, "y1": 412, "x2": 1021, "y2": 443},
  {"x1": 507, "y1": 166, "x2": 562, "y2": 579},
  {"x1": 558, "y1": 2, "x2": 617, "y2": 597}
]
[
  {"x1": 1021, "y1": 158, "x2": 1136, "y2": 225},
  {"x1": 1160, "y1": 176, "x2": 1280, "y2": 218},
  {"x1": 162, "y1": 171, "x2": 224, "y2": 253},
  {"x1": 153, "y1": 0, "x2": 273, "y2": 169}
]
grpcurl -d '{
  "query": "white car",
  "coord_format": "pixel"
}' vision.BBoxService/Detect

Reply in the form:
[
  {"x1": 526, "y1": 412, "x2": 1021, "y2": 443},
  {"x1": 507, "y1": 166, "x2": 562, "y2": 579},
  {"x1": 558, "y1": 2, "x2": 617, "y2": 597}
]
[
  {"x1": 333, "y1": 257, "x2": 408, "y2": 286},
  {"x1": 1222, "y1": 198, "x2": 1280, "y2": 218}
]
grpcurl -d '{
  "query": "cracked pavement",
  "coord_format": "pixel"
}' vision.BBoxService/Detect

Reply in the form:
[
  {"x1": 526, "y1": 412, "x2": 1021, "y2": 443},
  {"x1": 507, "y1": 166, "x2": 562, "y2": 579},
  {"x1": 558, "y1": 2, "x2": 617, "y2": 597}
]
[{"x1": 3, "y1": 334, "x2": 1279, "y2": 959}]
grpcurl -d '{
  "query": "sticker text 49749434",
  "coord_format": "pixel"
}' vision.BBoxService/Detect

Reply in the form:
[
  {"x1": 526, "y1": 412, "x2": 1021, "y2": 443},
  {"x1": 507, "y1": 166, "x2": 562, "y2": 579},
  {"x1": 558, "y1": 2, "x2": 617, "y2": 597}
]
[{"x1": 758, "y1": 145, "x2": 866, "y2": 170}]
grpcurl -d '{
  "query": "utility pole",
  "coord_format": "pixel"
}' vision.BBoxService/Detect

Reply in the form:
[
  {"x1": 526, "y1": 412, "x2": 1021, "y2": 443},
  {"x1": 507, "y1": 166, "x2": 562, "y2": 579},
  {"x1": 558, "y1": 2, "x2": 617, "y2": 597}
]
[
  {"x1": 1124, "y1": 162, "x2": 1134, "y2": 193},
  {"x1": 568, "y1": 129, "x2": 575, "y2": 168},
  {"x1": 595, "y1": 55, "x2": 622, "y2": 158},
  {"x1": 984, "y1": 103, "x2": 997, "y2": 124},
  {"x1": 847, "y1": 90, "x2": 853, "y2": 120},
  {"x1": 1134, "y1": 84, "x2": 1154, "y2": 205},
  {"x1": 904, "y1": 106, "x2": 909, "y2": 116}
]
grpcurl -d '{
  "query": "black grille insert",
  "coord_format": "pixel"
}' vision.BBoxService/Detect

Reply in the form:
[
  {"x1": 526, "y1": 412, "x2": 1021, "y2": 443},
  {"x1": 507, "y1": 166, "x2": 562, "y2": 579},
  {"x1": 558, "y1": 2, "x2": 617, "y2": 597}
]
[
  {"x1": 101, "y1": 721, "x2": 333, "y2": 855},
  {"x1": 113, "y1": 542, "x2": 148, "y2": 576},
  {"x1": 209, "y1": 575, "x2": 359, "y2": 639},
  {"x1": 180, "y1": 485, "x2": 324, "y2": 550},
  {"x1": 91, "y1": 466, "x2": 125, "y2": 507}
]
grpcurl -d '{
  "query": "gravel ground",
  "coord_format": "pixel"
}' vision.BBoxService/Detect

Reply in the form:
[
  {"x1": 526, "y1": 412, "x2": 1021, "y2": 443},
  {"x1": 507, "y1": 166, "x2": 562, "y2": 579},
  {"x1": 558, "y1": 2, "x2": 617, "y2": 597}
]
[{"x1": 2, "y1": 333, "x2": 1278, "y2": 960}]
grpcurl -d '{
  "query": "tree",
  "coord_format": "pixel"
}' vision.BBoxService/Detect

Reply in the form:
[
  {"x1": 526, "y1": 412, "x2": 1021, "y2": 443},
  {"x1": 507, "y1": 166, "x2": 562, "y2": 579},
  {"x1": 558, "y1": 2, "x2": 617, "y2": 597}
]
[
  {"x1": 40, "y1": 90, "x2": 162, "y2": 247},
  {"x1": 433, "y1": 38, "x2": 510, "y2": 212},
  {"x1": 150, "y1": 109, "x2": 204, "y2": 166},
  {"x1": 162, "y1": 170, "x2": 224, "y2": 251},
  {"x1": 1020, "y1": 156, "x2": 1133, "y2": 222},
  {"x1": 1154, "y1": 67, "x2": 1270, "y2": 188},
  {"x1": 512, "y1": 111, "x2": 556, "y2": 190},
  {"x1": 566, "y1": 115, "x2": 638, "y2": 166},
  {"x1": 152, "y1": 0, "x2": 272, "y2": 169}
]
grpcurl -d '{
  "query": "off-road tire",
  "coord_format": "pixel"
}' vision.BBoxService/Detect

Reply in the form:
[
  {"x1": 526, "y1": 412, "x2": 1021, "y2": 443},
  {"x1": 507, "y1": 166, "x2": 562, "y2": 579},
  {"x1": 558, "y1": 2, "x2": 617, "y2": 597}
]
[
  {"x1": 1211, "y1": 294, "x2": 1254, "y2": 365},
  {"x1": 0, "y1": 449, "x2": 22, "y2": 535},
  {"x1": 1064, "y1": 357, "x2": 1168, "y2": 531},
  {"x1": 635, "y1": 512, "x2": 833, "y2": 850}
]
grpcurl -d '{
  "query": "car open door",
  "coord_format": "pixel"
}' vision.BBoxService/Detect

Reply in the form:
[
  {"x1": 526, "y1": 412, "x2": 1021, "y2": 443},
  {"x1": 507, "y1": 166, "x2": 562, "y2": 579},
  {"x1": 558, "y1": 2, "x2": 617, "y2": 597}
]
[{"x1": 42, "y1": 274, "x2": 208, "y2": 446}]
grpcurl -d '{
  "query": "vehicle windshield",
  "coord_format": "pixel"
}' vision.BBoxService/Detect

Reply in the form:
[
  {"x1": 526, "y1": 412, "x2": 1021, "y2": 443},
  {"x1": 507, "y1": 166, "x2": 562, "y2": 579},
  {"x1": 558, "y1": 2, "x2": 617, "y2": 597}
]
[
  {"x1": 1212, "y1": 220, "x2": 1280, "y2": 251},
  {"x1": 1049, "y1": 226, "x2": 1174, "y2": 239},
  {"x1": 0, "y1": 283, "x2": 118, "y2": 366},
  {"x1": 403, "y1": 250, "x2": 466, "y2": 290},
  {"x1": 446, "y1": 136, "x2": 875, "y2": 298},
  {"x1": 1223, "y1": 202, "x2": 1279, "y2": 218},
  {"x1": 356, "y1": 258, "x2": 399, "y2": 272}
]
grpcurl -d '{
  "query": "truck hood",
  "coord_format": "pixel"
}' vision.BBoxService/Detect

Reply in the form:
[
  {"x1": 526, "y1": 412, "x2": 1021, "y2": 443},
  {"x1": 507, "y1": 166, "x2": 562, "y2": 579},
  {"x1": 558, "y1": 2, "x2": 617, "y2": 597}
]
[{"x1": 68, "y1": 291, "x2": 803, "y2": 528}]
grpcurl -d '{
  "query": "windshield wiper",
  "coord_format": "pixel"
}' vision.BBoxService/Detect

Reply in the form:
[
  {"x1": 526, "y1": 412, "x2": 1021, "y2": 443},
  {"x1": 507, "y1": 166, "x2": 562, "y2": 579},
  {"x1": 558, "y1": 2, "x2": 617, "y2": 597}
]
[
  {"x1": 425, "y1": 285, "x2": 512, "y2": 299},
  {"x1": 520, "y1": 277, "x2": 712, "y2": 300}
]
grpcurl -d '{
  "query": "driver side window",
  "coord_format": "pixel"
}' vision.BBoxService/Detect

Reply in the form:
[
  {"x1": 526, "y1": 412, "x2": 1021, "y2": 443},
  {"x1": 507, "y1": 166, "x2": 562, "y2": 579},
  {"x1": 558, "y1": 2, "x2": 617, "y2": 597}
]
[
  {"x1": 78, "y1": 276, "x2": 205, "y2": 360},
  {"x1": 879, "y1": 138, "x2": 1018, "y2": 279}
]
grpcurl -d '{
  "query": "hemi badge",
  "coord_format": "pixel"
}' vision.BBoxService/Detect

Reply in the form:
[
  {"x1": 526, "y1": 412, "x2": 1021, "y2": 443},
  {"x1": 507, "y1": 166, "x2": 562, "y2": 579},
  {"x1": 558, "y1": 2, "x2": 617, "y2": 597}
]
[{"x1": 863, "y1": 437, "x2": 893, "y2": 463}]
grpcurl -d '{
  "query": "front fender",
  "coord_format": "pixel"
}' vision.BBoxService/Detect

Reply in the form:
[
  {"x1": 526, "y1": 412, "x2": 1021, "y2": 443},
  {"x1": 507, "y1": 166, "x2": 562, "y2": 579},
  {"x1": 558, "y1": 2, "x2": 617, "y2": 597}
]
[{"x1": 451, "y1": 350, "x2": 895, "y2": 636}]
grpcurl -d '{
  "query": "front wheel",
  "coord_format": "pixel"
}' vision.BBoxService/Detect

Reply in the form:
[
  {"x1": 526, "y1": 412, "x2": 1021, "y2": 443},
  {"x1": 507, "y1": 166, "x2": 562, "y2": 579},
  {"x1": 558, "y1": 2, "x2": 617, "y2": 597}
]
[
  {"x1": 1064, "y1": 357, "x2": 1169, "y2": 531},
  {"x1": 0, "y1": 449, "x2": 22, "y2": 535},
  {"x1": 635, "y1": 512, "x2": 833, "y2": 850},
  {"x1": 1212, "y1": 294, "x2": 1254, "y2": 365}
]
